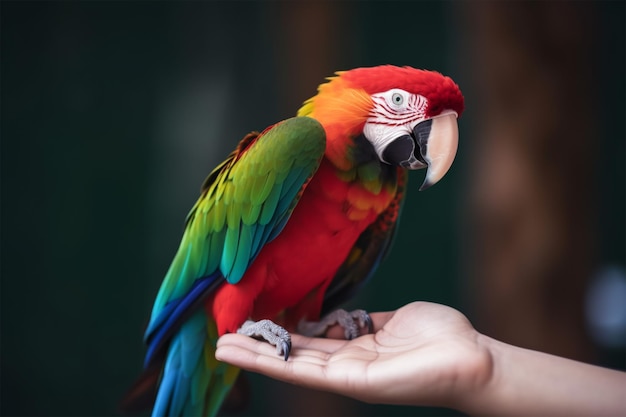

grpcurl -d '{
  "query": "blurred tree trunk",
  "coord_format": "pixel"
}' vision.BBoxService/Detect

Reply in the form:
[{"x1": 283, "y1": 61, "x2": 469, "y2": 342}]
[{"x1": 462, "y1": 2, "x2": 597, "y2": 361}]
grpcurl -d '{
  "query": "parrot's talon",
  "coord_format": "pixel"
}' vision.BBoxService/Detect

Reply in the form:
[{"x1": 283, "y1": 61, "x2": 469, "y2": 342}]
[
  {"x1": 365, "y1": 314, "x2": 374, "y2": 334},
  {"x1": 237, "y1": 319, "x2": 292, "y2": 360},
  {"x1": 281, "y1": 340, "x2": 291, "y2": 361},
  {"x1": 297, "y1": 309, "x2": 373, "y2": 339}
]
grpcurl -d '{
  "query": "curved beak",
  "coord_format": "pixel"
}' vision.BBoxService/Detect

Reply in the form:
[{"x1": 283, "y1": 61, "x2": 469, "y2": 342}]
[{"x1": 414, "y1": 112, "x2": 459, "y2": 191}]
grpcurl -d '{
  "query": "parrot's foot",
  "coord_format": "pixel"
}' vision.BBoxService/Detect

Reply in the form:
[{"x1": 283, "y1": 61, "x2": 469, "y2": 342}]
[
  {"x1": 237, "y1": 319, "x2": 291, "y2": 361},
  {"x1": 297, "y1": 309, "x2": 373, "y2": 340}
]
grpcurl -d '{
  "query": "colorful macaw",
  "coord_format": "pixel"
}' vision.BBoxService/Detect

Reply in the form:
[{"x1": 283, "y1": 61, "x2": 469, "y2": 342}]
[{"x1": 122, "y1": 65, "x2": 464, "y2": 416}]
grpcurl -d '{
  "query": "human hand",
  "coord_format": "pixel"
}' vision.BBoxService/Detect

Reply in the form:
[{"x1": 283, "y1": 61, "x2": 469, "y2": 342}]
[{"x1": 215, "y1": 301, "x2": 492, "y2": 410}]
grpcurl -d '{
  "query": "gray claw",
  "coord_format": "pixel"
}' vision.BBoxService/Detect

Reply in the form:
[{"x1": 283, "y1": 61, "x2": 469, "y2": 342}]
[
  {"x1": 364, "y1": 313, "x2": 374, "y2": 334},
  {"x1": 282, "y1": 340, "x2": 291, "y2": 361},
  {"x1": 237, "y1": 319, "x2": 292, "y2": 360},
  {"x1": 297, "y1": 308, "x2": 373, "y2": 339}
]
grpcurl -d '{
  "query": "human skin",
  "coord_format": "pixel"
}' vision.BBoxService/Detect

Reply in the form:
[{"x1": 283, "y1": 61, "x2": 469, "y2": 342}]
[{"x1": 215, "y1": 302, "x2": 626, "y2": 416}]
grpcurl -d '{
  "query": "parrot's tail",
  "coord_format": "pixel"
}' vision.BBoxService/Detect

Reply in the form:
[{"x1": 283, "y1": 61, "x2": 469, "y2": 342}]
[{"x1": 120, "y1": 312, "x2": 240, "y2": 417}]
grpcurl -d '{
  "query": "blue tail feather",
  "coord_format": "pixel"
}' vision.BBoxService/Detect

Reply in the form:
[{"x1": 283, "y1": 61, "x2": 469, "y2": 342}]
[
  {"x1": 144, "y1": 272, "x2": 223, "y2": 368},
  {"x1": 152, "y1": 312, "x2": 208, "y2": 417}
]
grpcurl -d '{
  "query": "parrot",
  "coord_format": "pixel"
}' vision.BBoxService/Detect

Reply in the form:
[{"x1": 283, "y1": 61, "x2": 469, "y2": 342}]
[{"x1": 121, "y1": 65, "x2": 464, "y2": 417}]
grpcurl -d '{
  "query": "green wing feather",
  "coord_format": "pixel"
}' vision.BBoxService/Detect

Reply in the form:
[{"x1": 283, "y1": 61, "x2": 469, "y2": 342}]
[
  {"x1": 150, "y1": 116, "x2": 326, "y2": 324},
  {"x1": 321, "y1": 167, "x2": 407, "y2": 314}
]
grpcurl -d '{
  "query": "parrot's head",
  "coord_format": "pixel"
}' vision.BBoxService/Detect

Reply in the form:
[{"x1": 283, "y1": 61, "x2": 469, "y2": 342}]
[{"x1": 298, "y1": 65, "x2": 464, "y2": 190}]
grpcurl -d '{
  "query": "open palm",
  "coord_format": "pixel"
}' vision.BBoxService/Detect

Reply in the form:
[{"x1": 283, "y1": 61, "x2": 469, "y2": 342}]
[{"x1": 216, "y1": 302, "x2": 493, "y2": 409}]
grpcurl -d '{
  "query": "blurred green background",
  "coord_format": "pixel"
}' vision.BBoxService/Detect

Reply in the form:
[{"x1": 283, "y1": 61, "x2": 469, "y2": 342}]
[{"x1": 2, "y1": 1, "x2": 624, "y2": 416}]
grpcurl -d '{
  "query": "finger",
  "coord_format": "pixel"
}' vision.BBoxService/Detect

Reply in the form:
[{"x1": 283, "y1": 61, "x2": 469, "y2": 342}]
[
  {"x1": 216, "y1": 333, "x2": 278, "y2": 356},
  {"x1": 216, "y1": 334, "x2": 335, "y2": 365},
  {"x1": 216, "y1": 333, "x2": 345, "y2": 356},
  {"x1": 216, "y1": 335, "x2": 287, "y2": 368},
  {"x1": 290, "y1": 334, "x2": 347, "y2": 353},
  {"x1": 215, "y1": 338, "x2": 338, "y2": 391}
]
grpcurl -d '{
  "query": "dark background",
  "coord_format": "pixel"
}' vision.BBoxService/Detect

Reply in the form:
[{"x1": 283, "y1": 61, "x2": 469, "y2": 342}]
[{"x1": 2, "y1": 2, "x2": 624, "y2": 416}]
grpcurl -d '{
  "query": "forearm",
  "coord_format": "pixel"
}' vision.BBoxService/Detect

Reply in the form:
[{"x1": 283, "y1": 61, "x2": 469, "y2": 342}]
[{"x1": 460, "y1": 334, "x2": 626, "y2": 416}]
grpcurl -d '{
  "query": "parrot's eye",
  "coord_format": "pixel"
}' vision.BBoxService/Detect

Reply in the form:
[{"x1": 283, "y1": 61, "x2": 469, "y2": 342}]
[{"x1": 391, "y1": 93, "x2": 404, "y2": 106}]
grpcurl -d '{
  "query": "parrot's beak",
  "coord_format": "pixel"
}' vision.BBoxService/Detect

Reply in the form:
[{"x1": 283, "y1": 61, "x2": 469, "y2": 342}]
[{"x1": 414, "y1": 112, "x2": 459, "y2": 191}]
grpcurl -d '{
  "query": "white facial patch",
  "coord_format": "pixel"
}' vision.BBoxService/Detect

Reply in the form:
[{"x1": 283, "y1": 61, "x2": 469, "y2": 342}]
[{"x1": 363, "y1": 89, "x2": 428, "y2": 162}]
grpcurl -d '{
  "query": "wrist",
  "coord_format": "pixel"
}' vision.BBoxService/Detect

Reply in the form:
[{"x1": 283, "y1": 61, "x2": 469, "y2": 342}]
[
  {"x1": 456, "y1": 334, "x2": 548, "y2": 416},
  {"x1": 444, "y1": 329, "x2": 499, "y2": 414},
  {"x1": 449, "y1": 331, "x2": 498, "y2": 415}
]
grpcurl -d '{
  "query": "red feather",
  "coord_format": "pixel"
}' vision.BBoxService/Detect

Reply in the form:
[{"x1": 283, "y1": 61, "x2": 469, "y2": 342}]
[{"x1": 340, "y1": 65, "x2": 465, "y2": 118}]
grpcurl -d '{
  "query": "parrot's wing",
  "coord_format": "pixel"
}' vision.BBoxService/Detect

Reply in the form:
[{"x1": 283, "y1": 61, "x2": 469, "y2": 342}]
[
  {"x1": 321, "y1": 167, "x2": 407, "y2": 315},
  {"x1": 122, "y1": 117, "x2": 326, "y2": 416},
  {"x1": 144, "y1": 116, "x2": 326, "y2": 364}
]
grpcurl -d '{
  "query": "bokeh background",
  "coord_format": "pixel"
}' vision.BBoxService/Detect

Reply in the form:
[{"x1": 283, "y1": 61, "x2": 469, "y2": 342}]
[{"x1": 2, "y1": 1, "x2": 624, "y2": 416}]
